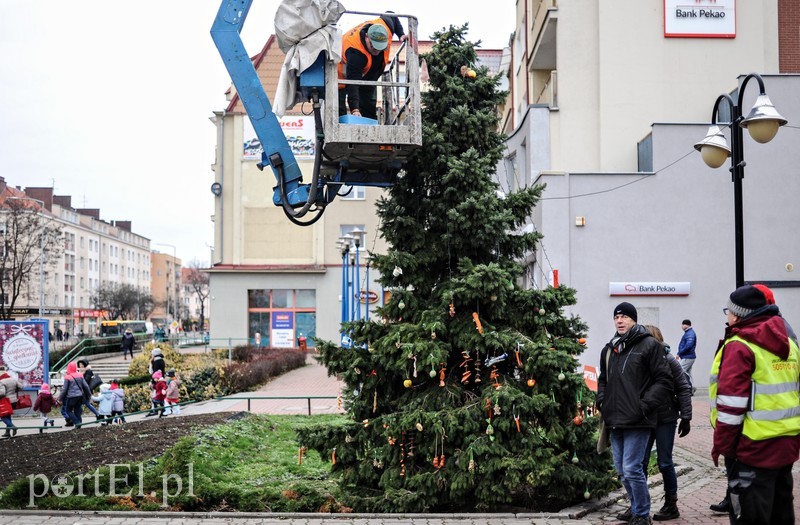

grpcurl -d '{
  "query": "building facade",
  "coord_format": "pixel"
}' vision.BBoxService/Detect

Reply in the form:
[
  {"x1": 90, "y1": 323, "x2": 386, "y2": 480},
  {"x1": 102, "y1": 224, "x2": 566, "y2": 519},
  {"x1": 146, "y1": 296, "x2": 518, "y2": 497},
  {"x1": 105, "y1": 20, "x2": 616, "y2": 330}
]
[
  {"x1": 501, "y1": 0, "x2": 800, "y2": 387},
  {"x1": 151, "y1": 251, "x2": 182, "y2": 329},
  {"x1": 1, "y1": 181, "x2": 153, "y2": 336}
]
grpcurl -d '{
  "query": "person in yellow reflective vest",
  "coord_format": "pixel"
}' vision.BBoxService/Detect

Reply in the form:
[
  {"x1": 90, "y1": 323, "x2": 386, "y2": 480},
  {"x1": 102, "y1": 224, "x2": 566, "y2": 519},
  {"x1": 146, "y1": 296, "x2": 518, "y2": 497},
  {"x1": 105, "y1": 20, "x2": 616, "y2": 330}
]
[{"x1": 710, "y1": 284, "x2": 800, "y2": 524}]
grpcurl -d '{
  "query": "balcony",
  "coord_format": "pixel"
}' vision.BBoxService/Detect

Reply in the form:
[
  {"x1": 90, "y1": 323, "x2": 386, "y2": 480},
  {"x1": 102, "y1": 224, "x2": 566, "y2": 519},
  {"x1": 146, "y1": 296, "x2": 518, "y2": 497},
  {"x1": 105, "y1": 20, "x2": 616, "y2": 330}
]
[{"x1": 529, "y1": 0, "x2": 558, "y2": 71}]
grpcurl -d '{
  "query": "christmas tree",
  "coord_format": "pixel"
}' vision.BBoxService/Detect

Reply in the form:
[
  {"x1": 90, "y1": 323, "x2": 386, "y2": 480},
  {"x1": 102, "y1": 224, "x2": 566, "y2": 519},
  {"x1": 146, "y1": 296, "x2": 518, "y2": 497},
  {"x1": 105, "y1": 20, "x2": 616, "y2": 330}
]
[{"x1": 299, "y1": 25, "x2": 616, "y2": 512}]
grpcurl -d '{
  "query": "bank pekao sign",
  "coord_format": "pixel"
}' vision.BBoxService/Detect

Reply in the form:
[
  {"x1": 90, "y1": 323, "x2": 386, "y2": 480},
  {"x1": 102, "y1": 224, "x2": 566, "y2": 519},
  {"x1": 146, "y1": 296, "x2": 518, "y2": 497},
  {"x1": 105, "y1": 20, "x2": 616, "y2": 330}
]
[
  {"x1": 609, "y1": 282, "x2": 690, "y2": 296},
  {"x1": 664, "y1": 0, "x2": 736, "y2": 38}
]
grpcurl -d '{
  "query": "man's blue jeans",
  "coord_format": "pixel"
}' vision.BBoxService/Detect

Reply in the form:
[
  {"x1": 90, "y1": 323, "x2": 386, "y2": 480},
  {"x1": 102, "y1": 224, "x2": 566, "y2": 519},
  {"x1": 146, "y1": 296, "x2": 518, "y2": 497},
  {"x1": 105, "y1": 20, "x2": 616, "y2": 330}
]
[
  {"x1": 611, "y1": 427, "x2": 652, "y2": 518},
  {"x1": 644, "y1": 422, "x2": 678, "y2": 496}
]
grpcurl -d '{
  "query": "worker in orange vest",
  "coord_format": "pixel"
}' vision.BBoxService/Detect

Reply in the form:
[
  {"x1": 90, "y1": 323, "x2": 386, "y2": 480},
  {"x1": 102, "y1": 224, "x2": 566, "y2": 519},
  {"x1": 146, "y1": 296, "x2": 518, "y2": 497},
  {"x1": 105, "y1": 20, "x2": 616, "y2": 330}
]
[{"x1": 338, "y1": 13, "x2": 407, "y2": 120}]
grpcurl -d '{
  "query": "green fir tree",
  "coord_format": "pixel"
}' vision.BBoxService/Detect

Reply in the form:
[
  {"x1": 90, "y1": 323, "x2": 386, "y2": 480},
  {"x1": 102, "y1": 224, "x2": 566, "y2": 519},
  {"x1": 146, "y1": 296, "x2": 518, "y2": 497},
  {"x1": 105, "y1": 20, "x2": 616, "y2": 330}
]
[{"x1": 299, "y1": 25, "x2": 616, "y2": 512}]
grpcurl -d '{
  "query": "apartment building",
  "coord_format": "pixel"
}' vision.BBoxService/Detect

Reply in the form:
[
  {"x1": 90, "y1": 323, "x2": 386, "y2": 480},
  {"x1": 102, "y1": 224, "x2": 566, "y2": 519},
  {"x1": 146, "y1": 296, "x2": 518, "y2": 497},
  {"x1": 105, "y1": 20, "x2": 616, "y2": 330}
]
[
  {"x1": 501, "y1": 0, "x2": 800, "y2": 387},
  {"x1": 1, "y1": 180, "x2": 152, "y2": 336},
  {"x1": 151, "y1": 251, "x2": 182, "y2": 329}
]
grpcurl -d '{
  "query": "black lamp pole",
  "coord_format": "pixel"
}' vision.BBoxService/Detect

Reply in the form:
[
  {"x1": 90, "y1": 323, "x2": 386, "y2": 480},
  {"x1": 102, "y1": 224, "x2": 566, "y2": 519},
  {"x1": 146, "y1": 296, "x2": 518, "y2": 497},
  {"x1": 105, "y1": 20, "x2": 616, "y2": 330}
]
[{"x1": 707, "y1": 74, "x2": 775, "y2": 289}]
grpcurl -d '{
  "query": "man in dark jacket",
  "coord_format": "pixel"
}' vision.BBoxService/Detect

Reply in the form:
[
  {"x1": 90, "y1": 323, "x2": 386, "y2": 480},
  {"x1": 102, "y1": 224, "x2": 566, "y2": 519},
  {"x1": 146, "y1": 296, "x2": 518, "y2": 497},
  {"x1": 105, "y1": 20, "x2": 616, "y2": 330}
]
[
  {"x1": 338, "y1": 13, "x2": 407, "y2": 119},
  {"x1": 597, "y1": 302, "x2": 673, "y2": 525},
  {"x1": 710, "y1": 285, "x2": 800, "y2": 525},
  {"x1": 677, "y1": 319, "x2": 697, "y2": 390}
]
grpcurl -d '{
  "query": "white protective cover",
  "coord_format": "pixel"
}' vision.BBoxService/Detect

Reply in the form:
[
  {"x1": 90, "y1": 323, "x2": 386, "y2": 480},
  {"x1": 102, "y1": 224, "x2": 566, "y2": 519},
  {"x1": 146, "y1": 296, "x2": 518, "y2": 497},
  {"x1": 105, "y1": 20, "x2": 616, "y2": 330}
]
[{"x1": 273, "y1": 0, "x2": 345, "y2": 117}]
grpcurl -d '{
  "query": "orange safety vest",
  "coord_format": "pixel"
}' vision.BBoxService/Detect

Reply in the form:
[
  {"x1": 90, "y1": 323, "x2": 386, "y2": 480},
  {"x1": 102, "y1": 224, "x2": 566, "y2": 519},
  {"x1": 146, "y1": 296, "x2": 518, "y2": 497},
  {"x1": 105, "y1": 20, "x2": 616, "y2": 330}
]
[{"x1": 338, "y1": 19, "x2": 393, "y2": 89}]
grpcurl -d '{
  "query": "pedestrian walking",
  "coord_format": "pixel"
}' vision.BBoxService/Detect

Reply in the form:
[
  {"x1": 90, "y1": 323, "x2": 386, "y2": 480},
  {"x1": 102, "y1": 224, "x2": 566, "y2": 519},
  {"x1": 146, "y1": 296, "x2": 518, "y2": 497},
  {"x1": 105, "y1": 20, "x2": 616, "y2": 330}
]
[
  {"x1": 120, "y1": 328, "x2": 135, "y2": 359},
  {"x1": 58, "y1": 362, "x2": 92, "y2": 428},
  {"x1": 642, "y1": 324, "x2": 692, "y2": 521},
  {"x1": 109, "y1": 379, "x2": 126, "y2": 424},
  {"x1": 597, "y1": 302, "x2": 673, "y2": 525},
  {"x1": 0, "y1": 366, "x2": 23, "y2": 437},
  {"x1": 677, "y1": 319, "x2": 697, "y2": 392},
  {"x1": 33, "y1": 383, "x2": 58, "y2": 427},
  {"x1": 711, "y1": 285, "x2": 800, "y2": 524},
  {"x1": 77, "y1": 360, "x2": 101, "y2": 419}
]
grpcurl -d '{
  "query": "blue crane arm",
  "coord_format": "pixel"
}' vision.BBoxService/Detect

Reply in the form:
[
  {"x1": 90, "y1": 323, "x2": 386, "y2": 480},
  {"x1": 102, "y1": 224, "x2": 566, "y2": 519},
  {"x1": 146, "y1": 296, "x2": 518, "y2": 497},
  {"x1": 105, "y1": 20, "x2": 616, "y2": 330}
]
[{"x1": 210, "y1": 0, "x2": 307, "y2": 200}]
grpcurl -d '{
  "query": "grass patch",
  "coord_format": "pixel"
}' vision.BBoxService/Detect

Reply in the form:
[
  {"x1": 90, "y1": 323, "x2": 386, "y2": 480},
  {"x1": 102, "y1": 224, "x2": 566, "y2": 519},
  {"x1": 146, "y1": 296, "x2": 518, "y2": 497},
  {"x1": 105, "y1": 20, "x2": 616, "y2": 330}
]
[{"x1": 0, "y1": 414, "x2": 348, "y2": 512}]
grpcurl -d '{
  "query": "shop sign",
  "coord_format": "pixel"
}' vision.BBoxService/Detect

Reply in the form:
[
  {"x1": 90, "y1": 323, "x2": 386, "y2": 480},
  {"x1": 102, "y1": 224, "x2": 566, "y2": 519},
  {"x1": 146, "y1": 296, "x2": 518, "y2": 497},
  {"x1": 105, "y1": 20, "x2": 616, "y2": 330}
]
[
  {"x1": 609, "y1": 282, "x2": 690, "y2": 296},
  {"x1": 664, "y1": 0, "x2": 736, "y2": 38},
  {"x1": 358, "y1": 291, "x2": 380, "y2": 304}
]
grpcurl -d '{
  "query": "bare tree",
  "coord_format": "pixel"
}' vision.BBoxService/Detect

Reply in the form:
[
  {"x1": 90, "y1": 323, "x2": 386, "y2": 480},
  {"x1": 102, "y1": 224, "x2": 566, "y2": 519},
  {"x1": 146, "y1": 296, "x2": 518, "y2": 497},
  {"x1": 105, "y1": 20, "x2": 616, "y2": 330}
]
[
  {"x1": 185, "y1": 260, "x2": 210, "y2": 331},
  {"x1": 90, "y1": 283, "x2": 153, "y2": 320},
  {"x1": 0, "y1": 198, "x2": 63, "y2": 319}
]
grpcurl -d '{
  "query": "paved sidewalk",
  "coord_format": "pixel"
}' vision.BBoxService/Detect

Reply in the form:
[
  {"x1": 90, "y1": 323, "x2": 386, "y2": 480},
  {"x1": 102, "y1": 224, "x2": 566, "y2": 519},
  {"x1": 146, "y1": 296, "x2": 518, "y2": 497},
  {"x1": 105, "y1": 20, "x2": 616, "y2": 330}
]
[{"x1": 4, "y1": 353, "x2": 798, "y2": 524}]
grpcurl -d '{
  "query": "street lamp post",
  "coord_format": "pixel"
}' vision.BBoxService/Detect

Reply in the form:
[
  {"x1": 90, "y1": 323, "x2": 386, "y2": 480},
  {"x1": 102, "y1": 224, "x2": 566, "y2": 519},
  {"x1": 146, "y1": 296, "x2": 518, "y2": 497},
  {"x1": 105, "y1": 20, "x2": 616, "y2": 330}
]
[
  {"x1": 337, "y1": 239, "x2": 349, "y2": 325},
  {"x1": 350, "y1": 228, "x2": 366, "y2": 321},
  {"x1": 155, "y1": 243, "x2": 178, "y2": 327},
  {"x1": 694, "y1": 73, "x2": 787, "y2": 288}
]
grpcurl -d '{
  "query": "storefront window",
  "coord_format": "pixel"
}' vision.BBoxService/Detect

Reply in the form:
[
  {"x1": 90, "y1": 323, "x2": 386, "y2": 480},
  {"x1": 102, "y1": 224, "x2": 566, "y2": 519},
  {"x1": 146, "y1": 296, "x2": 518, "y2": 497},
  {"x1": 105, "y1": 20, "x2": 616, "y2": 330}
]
[
  {"x1": 296, "y1": 312, "x2": 317, "y2": 348},
  {"x1": 272, "y1": 289, "x2": 291, "y2": 308},
  {"x1": 248, "y1": 290, "x2": 270, "y2": 308},
  {"x1": 247, "y1": 289, "x2": 316, "y2": 347}
]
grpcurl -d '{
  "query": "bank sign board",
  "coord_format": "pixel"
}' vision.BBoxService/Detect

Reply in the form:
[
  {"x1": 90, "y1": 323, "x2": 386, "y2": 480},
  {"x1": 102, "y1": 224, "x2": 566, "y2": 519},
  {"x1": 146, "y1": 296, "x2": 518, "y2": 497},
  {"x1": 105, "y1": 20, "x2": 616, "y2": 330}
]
[
  {"x1": 664, "y1": 0, "x2": 736, "y2": 38},
  {"x1": 609, "y1": 282, "x2": 691, "y2": 296}
]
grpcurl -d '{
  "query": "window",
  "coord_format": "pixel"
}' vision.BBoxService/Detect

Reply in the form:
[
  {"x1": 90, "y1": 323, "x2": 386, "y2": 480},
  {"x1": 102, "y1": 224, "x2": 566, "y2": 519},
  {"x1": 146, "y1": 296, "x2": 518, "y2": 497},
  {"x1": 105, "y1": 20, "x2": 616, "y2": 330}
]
[
  {"x1": 247, "y1": 289, "x2": 317, "y2": 348},
  {"x1": 339, "y1": 185, "x2": 366, "y2": 200}
]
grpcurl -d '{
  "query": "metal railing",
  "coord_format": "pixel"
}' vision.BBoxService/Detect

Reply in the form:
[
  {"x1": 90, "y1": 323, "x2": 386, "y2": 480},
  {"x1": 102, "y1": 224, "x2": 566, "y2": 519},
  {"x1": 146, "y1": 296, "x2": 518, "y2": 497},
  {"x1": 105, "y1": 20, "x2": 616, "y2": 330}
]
[
  {"x1": 50, "y1": 334, "x2": 150, "y2": 373},
  {"x1": 213, "y1": 395, "x2": 340, "y2": 415}
]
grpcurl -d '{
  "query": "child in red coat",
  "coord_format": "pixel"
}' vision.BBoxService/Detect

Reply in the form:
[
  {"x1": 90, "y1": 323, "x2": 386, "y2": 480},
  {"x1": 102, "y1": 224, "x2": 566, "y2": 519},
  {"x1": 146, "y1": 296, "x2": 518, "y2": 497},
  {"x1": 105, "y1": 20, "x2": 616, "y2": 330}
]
[
  {"x1": 33, "y1": 383, "x2": 58, "y2": 427},
  {"x1": 151, "y1": 370, "x2": 167, "y2": 418}
]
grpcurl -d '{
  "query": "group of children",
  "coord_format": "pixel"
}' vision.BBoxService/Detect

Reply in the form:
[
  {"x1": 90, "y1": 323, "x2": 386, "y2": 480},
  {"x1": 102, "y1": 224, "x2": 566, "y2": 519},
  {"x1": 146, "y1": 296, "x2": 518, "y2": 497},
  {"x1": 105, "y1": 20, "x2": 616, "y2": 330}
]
[
  {"x1": 148, "y1": 369, "x2": 182, "y2": 417},
  {"x1": 32, "y1": 368, "x2": 182, "y2": 426}
]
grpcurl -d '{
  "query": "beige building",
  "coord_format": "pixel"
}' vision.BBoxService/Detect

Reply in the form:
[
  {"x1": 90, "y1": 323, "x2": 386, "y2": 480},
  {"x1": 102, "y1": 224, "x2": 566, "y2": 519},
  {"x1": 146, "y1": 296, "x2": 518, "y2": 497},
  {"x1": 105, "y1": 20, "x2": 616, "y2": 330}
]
[
  {"x1": 151, "y1": 251, "x2": 182, "y2": 328},
  {"x1": 501, "y1": 0, "x2": 800, "y2": 388},
  {"x1": 3, "y1": 181, "x2": 152, "y2": 336}
]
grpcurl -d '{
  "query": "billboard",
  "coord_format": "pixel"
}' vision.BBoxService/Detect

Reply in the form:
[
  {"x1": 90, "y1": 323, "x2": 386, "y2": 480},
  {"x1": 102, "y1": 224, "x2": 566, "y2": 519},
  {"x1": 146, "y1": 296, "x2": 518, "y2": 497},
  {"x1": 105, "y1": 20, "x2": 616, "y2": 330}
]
[
  {"x1": 243, "y1": 116, "x2": 316, "y2": 160},
  {"x1": 0, "y1": 320, "x2": 49, "y2": 387}
]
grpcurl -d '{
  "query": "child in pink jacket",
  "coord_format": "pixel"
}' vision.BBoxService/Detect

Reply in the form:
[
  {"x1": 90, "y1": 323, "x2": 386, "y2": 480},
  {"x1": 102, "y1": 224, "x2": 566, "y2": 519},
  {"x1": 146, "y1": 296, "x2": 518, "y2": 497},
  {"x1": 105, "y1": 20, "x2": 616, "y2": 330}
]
[{"x1": 164, "y1": 369, "x2": 181, "y2": 415}]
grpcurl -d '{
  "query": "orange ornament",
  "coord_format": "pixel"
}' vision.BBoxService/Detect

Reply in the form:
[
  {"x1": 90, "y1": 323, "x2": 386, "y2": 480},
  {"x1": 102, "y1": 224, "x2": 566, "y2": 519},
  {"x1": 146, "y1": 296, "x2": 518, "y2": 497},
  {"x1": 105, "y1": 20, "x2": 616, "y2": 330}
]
[
  {"x1": 573, "y1": 415, "x2": 584, "y2": 426},
  {"x1": 527, "y1": 378, "x2": 536, "y2": 387}
]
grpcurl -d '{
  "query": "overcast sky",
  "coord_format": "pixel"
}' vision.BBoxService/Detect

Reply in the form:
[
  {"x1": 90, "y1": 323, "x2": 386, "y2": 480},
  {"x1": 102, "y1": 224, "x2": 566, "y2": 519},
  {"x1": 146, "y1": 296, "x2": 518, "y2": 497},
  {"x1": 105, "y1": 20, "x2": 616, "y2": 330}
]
[{"x1": 0, "y1": 0, "x2": 514, "y2": 264}]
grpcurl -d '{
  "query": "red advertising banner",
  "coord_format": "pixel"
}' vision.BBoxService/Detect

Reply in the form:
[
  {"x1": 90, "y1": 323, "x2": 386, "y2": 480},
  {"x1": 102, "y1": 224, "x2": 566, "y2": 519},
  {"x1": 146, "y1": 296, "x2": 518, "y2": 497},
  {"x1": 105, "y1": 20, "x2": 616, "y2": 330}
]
[{"x1": 0, "y1": 321, "x2": 48, "y2": 387}]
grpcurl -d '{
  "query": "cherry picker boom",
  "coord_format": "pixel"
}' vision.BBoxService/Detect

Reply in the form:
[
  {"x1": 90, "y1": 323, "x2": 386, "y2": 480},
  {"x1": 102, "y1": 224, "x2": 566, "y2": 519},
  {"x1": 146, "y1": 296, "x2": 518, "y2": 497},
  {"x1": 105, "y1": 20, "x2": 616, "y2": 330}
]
[{"x1": 211, "y1": 0, "x2": 422, "y2": 225}]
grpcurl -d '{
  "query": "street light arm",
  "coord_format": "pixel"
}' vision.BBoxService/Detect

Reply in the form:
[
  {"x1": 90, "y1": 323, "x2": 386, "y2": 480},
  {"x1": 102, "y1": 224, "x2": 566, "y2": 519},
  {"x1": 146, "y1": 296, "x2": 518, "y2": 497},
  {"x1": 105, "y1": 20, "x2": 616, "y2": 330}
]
[
  {"x1": 711, "y1": 93, "x2": 737, "y2": 125},
  {"x1": 737, "y1": 73, "x2": 767, "y2": 110}
]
